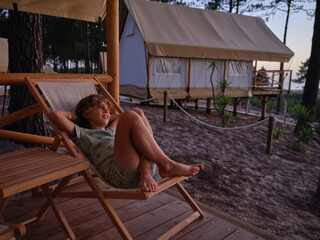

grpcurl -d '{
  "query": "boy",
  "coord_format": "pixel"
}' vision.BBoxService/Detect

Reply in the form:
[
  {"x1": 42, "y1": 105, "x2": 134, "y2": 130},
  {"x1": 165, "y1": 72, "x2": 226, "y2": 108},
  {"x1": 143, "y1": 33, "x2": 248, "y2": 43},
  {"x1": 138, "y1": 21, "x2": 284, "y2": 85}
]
[{"x1": 49, "y1": 94, "x2": 201, "y2": 192}]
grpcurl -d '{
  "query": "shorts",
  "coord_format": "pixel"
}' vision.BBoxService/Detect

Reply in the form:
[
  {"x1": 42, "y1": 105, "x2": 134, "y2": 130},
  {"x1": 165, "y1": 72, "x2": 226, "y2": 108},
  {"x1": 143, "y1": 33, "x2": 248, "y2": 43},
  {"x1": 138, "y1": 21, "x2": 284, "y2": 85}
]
[{"x1": 103, "y1": 156, "x2": 157, "y2": 188}]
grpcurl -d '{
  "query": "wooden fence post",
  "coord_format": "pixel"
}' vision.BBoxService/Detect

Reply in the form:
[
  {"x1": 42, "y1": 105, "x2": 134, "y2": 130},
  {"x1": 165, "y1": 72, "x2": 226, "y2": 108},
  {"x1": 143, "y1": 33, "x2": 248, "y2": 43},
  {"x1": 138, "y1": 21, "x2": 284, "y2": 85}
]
[
  {"x1": 206, "y1": 98, "x2": 211, "y2": 114},
  {"x1": 163, "y1": 91, "x2": 167, "y2": 123},
  {"x1": 245, "y1": 98, "x2": 250, "y2": 114},
  {"x1": 266, "y1": 116, "x2": 276, "y2": 154}
]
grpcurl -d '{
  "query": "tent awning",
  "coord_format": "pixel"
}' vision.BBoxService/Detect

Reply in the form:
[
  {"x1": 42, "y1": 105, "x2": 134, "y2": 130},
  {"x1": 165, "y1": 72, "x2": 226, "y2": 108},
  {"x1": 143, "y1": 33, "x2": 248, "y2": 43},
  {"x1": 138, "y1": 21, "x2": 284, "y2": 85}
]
[
  {"x1": 124, "y1": 0, "x2": 294, "y2": 62},
  {"x1": 0, "y1": 0, "x2": 106, "y2": 23}
]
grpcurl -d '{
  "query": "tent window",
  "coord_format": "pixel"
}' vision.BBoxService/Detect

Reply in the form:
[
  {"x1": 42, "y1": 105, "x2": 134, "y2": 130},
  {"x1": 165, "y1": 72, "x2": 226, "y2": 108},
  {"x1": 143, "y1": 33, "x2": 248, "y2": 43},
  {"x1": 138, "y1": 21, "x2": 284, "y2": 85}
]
[
  {"x1": 229, "y1": 61, "x2": 248, "y2": 76},
  {"x1": 155, "y1": 57, "x2": 182, "y2": 75}
]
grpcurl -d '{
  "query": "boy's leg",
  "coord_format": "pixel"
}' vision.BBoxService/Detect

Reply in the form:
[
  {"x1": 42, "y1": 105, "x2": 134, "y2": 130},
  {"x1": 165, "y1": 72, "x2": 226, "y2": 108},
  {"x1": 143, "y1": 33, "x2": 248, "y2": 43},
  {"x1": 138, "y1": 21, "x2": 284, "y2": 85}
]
[
  {"x1": 122, "y1": 108, "x2": 158, "y2": 192},
  {"x1": 139, "y1": 157, "x2": 158, "y2": 192},
  {"x1": 114, "y1": 110, "x2": 164, "y2": 170},
  {"x1": 130, "y1": 108, "x2": 153, "y2": 135},
  {"x1": 114, "y1": 110, "x2": 200, "y2": 178}
]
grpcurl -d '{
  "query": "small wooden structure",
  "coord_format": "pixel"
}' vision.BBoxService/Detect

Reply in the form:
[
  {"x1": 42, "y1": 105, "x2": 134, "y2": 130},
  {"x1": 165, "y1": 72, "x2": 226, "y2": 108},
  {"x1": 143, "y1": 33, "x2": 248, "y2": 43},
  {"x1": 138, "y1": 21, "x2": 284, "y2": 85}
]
[{"x1": 0, "y1": 147, "x2": 91, "y2": 239}]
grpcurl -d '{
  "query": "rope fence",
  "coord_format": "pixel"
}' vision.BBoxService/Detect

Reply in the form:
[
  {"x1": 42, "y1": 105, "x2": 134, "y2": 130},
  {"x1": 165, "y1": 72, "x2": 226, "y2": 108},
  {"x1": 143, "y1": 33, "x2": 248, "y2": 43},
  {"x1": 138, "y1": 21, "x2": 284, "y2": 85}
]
[
  {"x1": 119, "y1": 91, "x2": 287, "y2": 154},
  {"x1": 167, "y1": 92, "x2": 270, "y2": 130},
  {"x1": 120, "y1": 94, "x2": 161, "y2": 104}
]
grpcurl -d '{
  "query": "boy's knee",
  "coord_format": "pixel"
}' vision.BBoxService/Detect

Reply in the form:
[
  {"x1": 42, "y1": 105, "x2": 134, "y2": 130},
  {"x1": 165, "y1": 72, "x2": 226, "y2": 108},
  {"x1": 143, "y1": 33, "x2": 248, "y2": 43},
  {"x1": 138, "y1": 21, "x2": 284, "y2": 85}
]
[
  {"x1": 120, "y1": 110, "x2": 140, "y2": 122},
  {"x1": 131, "y1": 108, "x2": 145, "y2": 118}
]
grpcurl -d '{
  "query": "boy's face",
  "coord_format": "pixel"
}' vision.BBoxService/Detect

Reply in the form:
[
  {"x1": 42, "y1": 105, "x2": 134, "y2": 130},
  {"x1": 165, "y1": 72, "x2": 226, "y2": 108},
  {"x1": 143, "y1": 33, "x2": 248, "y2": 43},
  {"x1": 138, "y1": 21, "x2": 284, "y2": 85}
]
[{"x1": 84, "y1": 100, "x2": 111, "y2": 129}]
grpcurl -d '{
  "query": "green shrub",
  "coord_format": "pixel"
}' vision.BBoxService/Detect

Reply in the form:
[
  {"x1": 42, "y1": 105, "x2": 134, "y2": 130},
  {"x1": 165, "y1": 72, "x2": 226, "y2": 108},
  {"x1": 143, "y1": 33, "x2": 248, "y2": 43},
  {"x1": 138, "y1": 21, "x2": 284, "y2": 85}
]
[
  {"x1": 273, "y1": 126, "x2": 283, "y2": 139},
  {"x1": 290, "y1": 105, "x2": 313, "y2": 152}
]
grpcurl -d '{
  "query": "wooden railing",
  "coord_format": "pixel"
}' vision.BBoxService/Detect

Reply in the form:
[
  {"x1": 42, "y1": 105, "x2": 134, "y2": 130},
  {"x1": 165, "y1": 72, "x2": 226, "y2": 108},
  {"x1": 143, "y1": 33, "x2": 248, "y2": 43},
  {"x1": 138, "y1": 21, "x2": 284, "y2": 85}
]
[{"x1": 253, "y1": 69, "x2": 292, "y2": 91}]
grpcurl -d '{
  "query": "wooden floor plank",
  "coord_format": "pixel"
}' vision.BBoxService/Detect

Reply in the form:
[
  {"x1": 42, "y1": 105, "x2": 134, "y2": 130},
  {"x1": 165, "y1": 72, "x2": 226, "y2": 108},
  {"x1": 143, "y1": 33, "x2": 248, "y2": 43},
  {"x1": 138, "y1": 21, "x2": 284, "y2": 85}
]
[
  {"x1": 175, "y1": 217, "x2": 238, "y2": 240},
  {"x1": 23, "y1": 199, "x2": 135, "y2": 240},
  {"x1": 135, "y1": 210, "x2": 213, "y2": 240},
  {"x1": 224, "y1": 228, "x2": 266, "y2": 240},
  {"x1": 1, "y1": 180, "x2": 279, "y2": 240},
  {"x1": 42, "y1": 192, "x2": 175, "y2": 240},
  {"x1": 90, "y1": 199, "x2": 191, "y2": 239}
]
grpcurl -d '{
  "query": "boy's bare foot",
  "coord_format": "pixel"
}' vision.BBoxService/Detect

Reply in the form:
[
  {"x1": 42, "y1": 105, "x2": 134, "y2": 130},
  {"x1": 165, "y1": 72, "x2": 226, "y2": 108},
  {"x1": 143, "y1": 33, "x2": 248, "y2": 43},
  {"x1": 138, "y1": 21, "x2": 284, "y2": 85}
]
[
  {"x1": 158, "y1": 162, "x2": 204, "y2": 178},
  {"x1": 140, "y1": 172, "x2": 159, "y2": 192}
]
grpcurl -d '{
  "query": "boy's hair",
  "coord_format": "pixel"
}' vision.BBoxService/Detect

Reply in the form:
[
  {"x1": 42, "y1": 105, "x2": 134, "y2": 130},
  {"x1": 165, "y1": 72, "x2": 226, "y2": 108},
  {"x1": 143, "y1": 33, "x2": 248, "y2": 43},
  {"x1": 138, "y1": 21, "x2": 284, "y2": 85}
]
[{"x1": 75, "y1": 94, "x2": 113, "y2": 128}]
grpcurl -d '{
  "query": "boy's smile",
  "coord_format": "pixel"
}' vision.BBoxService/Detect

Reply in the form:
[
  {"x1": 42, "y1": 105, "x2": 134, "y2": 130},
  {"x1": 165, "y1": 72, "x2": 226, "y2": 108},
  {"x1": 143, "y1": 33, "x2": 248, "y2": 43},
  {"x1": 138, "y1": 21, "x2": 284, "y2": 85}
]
[{"x1": 86, "y1": 102, "x2": 111, "y2": 129}]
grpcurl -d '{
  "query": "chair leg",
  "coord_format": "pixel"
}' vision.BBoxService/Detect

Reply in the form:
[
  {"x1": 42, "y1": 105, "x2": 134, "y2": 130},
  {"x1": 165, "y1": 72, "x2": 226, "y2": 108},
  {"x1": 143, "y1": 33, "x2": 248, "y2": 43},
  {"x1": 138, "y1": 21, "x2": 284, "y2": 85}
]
[
  {"x1": 175, "y1": 182, "x2": 204, "y2": 219},
  {"x1": 41, "y1": 184, "x2": 75, "y2": 240},
  {"x1": 0, "y1": 197, "x2": 10, "y2": 222},
  {"x1": 37, "y1": 175, "x2": 74, "y2": 220},
  {"x1": 155, "y1": 183, "x2": 205, "y2": 240},
  {"x1": 82, "y1": 170, "x2": 133, "y2": 240}
]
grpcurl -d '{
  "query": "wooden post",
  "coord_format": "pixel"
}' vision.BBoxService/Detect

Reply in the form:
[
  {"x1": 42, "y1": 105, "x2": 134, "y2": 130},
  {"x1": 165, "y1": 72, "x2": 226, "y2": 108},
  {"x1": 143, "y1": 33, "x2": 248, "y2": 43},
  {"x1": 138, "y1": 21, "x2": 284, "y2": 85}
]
[
  {"x1": 233, "y1": 101, "x2": 237, "y2": 116},
  {"x1": 147, "y1": 54, "x2": 150, "y2": 92},
  {"x1": 266, "y1": 116, "x2": 276, "y2": 154},
  {"x1": 206, "y1": 98, "x2": 211, "y2": 114},
  {"x1": 106, "y1": 0, "x2": 119, "y2": 106},
  {"x1": 245, "y1": 98, "x2": 250, "y2": 114},
  {"x1": 187, "y1": 58, "x2": 191, "y2": 94},
  {"x1": 253, "y1": 60, "x2": 257, "y2": 89},
  {"x1": 260, "y1": 96, "x2": 269, "y2": 119},
  {"x1": 163, "y1": 91, "x2": 167, "y2": 123}
]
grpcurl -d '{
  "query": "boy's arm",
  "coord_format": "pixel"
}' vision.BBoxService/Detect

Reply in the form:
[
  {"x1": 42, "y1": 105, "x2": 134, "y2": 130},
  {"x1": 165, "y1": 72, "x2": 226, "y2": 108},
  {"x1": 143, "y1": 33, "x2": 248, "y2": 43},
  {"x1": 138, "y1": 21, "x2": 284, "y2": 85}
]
[
  {"x1": 109, "y1": 114, "x2": 120, "y2": 129},
  {"x1": 49, "y1": 110, "x2": 77, "y2": 137}
]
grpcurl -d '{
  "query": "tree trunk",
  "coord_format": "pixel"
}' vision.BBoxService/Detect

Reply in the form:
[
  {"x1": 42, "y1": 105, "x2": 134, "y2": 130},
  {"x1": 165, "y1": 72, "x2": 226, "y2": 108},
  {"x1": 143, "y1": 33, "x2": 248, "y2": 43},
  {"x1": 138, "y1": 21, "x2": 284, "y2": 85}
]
[
  {"x1": 72, "y1": 23, "x2": 79, "y2": 73},
  {"x1": 229, "y1": 0, "x2": 233, "y2": 12},
  {"x1": 84, "y1": 22, "x2": 91, "y2": 74},
  {"x1": 277, "y1": 0, "x2": 292, "y2": 113},
  {"x1": 302, "y1": 0, "x2": 320, "y2": 112},
  {"x1": 8, "y1": 10, "x2": 48, "y2": 146},
  {"x1": 236, "y1": 0, "x2": 239, "y2": 14}
]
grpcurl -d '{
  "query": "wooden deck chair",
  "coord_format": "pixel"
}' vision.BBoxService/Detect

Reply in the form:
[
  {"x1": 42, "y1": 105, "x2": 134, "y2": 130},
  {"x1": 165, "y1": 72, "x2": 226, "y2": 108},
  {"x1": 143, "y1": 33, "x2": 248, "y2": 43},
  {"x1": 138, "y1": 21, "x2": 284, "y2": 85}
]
[
  {"x1": 0, "y1": 222, "x2": 26, "y2": 240},
  {"x1": 25, "y1": 76, "x2": 205, "y2": 240}
]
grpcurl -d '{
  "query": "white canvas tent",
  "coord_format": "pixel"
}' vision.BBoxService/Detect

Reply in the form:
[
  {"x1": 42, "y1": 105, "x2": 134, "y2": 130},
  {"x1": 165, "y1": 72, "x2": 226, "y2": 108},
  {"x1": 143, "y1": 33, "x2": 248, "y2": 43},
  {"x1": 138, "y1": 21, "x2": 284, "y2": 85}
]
[{"x1": 119, "y1": 0, "x2": 294, "y2": 100}]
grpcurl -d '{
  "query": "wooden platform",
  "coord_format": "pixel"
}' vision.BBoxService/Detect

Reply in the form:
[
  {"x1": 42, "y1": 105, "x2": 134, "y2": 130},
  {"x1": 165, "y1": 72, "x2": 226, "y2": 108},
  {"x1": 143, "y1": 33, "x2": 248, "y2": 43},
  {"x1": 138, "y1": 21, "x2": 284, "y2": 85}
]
[{"x1": 1, "y1": 178, "x2": 281, "y2": 240}]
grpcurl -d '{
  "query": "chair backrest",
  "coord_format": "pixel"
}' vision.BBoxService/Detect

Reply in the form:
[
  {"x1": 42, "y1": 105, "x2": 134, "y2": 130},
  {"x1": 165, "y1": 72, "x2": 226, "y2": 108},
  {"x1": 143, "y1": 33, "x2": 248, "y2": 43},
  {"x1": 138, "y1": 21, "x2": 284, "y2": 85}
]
[
  {"x1": 37, "y1": 82, "x2": 97, "y2": 111},
  {"x1": 25, "y1": 77, "x2": 123, "y2": 157}
]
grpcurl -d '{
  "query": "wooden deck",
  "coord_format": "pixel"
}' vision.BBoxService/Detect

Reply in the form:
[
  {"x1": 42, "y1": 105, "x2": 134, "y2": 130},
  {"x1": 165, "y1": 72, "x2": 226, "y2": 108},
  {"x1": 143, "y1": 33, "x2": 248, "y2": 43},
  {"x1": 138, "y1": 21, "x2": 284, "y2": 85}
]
[{"x1": 1, "y1": 178, "x2": 280, "y2": 240}]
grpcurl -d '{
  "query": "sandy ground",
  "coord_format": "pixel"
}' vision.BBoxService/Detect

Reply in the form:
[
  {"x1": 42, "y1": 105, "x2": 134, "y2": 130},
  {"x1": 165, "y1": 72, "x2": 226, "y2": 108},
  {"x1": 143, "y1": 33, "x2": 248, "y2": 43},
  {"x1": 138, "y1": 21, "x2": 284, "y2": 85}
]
[
  {"x1": 1, "y1": 101, "x2": 320, "y2": 240},
  {"x1": 122, "y1": 102, "x2": 320, "y2": 240}
]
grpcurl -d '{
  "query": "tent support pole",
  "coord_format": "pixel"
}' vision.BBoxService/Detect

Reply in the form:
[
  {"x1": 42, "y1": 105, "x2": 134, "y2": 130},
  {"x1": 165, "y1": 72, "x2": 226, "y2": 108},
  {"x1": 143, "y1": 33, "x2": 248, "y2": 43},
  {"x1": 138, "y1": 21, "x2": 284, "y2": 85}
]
[
  {"x1": 223, "y1": 60, "x2": 227, "y2": 81},
  {"x1": 253, "y1": 60, "x2": 257, "y2": 89},
  {"x1": 187, "y1": 58, "x2": 191, "y2": 98},
  {"x1": 147, "y1": 53, "x2": 150, "y2": 98},
  {"x1": 106, "y1": 0, "x2": 119, "y2": 107}
]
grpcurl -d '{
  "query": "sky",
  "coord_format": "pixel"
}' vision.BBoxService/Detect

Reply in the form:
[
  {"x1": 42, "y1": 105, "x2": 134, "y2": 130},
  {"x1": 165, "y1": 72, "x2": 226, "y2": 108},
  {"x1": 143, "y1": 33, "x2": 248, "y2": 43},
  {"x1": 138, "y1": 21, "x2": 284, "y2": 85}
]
[
  {"x1": 253, "y1": 2, "x2": 316, "y2": 90},
  {"x1": 184, "y1": 0, "x2": 317, "y2": 90}
]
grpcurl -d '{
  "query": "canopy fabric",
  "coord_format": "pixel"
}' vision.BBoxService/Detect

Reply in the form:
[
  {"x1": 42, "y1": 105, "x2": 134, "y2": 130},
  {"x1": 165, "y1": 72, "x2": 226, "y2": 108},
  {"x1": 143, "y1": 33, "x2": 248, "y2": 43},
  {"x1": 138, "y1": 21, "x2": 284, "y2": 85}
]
[
  {"x1": 37, "y1": 82, "x2": 97, "y2": 111},
  {"x1": 0, "y1": 38, "x2": 8, "y2": 72},
  {"x1": 124, "y1": 0, "x2": 294, "y2": 62},
  {"x1": 0, "y1": 0, "x2": 106, "y2": 22}
]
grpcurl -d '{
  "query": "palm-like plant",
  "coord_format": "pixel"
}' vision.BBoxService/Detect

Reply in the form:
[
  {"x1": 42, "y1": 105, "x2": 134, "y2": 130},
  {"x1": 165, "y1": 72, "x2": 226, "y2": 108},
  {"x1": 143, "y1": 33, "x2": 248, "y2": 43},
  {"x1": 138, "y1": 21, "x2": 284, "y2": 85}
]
[
  {"x1": 291, "y1": 105, "x2": 313, "y2": 152},
  {"x1": 208, "y1": 60, "x2": 232, "y2": 127}
]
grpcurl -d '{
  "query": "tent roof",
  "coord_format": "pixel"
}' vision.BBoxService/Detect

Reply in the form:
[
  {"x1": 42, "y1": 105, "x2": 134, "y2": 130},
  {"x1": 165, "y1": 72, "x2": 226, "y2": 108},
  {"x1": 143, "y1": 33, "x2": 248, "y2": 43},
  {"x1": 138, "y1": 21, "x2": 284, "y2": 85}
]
[
  {"x1": 124, "y1": 0, "x2": 294, "y2": 62},
  {"x1": 0, "y1": 0, "x2": 106, "y2": 22}
]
